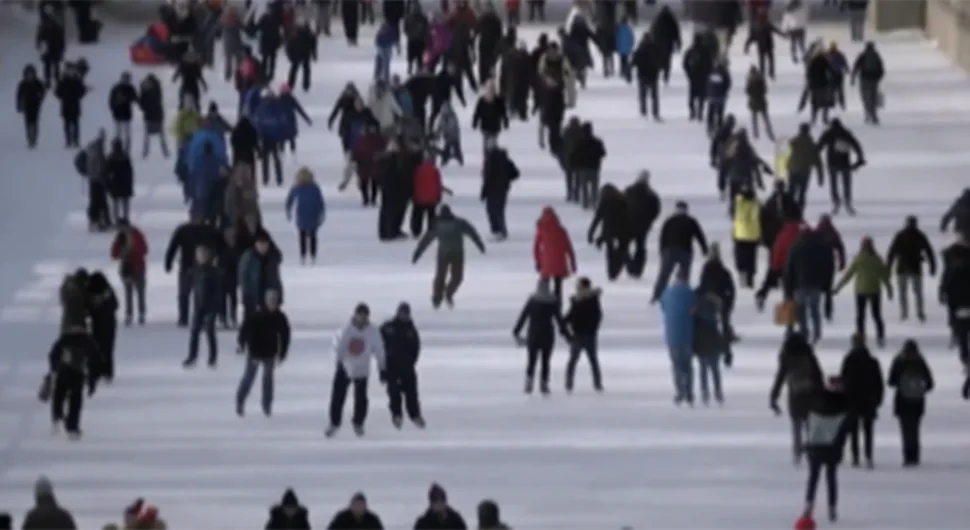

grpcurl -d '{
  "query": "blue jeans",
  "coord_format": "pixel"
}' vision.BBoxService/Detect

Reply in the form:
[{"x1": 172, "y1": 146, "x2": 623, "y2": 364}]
[
  {"x1": 795, "y1": 288, "x2": 823, "y2": 341},
  {"x1": 697, "y1": 355, "x2": 723, "y2": 403},
  {"x1": 667, "y1": 345, "x2": 694, "y2": 402},
  {"x1": 374, "y1": 46, "x2": 392, "y2": 81},
  {"x1": 236, "y1": 358, "x2": 275, "y2": 413},
  {"x1": 652, "y1": 249, "x2": 693, "y2": 301},
  {"x1": 177, "y1": 269, "x2": 193, "y2": 324},
  {"x1": 187, "y1": 309, "x2": 217, "y2": 363}
]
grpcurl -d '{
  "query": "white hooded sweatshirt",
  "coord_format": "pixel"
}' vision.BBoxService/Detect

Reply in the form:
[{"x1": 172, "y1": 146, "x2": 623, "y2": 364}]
[
  {"x1": 782, "y1": 4, "x2": 808, "y2": 32},
  {"x1": 333, "y1": 320, "x2": 386, "y2": 379}
]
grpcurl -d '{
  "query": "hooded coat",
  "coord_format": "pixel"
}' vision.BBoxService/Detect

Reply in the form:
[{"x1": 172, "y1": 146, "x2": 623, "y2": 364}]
[
  {"x1": 533, "y1": 207, "x2": 576, "y2": 279},
  {"x1": 265, "y1": 489, "x2": 311, "y2": 530},
  {"x1": 660, "y1": 283, "x2": 695, "y2": 350},
  {"x1": 285, "y1": 168, "x2": 326, "y2": 232},
  {"x1": 770, "y1": 333, "x2": 825, "y2": 419}
]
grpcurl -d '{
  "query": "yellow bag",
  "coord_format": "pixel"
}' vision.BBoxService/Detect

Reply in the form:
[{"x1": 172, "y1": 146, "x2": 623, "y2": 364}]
[{"x1": 774, "y1": 300, "x2": 796, "y2": 327}]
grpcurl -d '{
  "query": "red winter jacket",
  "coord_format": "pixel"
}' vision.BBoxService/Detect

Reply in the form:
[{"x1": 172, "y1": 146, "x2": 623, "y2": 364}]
[
  {"x1": 352, "y1": 133, "x2": 386, "y2": 182},
  {"x1": 770, "y1": 221, "x2": 802, "y2": 272},
  {"x1": 412, "y1": 161, "x2": 443, "y2": 206},
  {"x1": 534, "y1": 207, "x2": 576, "y2": 278},
  {"x1": 110, "y1": 227, "x2": 149, "y2": 276}
]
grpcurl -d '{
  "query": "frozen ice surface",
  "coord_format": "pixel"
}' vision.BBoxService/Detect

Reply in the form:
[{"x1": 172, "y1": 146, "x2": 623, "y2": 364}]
[{"x1": 0, "y1": 13, "x2": 968, "y2": 528}]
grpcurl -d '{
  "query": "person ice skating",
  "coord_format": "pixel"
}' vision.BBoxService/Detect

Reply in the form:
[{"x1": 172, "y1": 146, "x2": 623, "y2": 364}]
[
  {"x1": 817, "y1": 118, "x2": 865, "y2": 215},
  {"x1": 184, "y1": 245, "x2": 221, "y2": 368},
  {"x1": 55, "y1": 61, "x2": 88, "y2": 147},
  {"x1": 110, "y1": 219, "x2": 148, "y2": 326},
  {"x1": 533, "y1": 206, "x2": 576, "y2": 302},
  {"x1": 564, "y1": 277, "x2": 603, "y2": 393},
  {"x1": 46, "y1": 325, "x2": 101, "y2": 440},
  {"x1": 265, "y1": 489, "x2": 311, "y2": 530},
  {"x1": 138, "y1": 74, "x2": 169, "y2": 158},
  {"x1": 800, "y1": 376, "x2": 851, "y2": 524},
  {"x1": 660, "y1": 268, "x2": 696, "y2": 405},
  {"x1": 839, "y1": 333, "x2": 884, "y2": 468},
  {"x1": 236, "y1": 290, "x2": 291, "y2": 417},
  {"x1": 380, "y1": 302, "x2": 425, "y2": 429},
  {"x1": 850, "y1": 42, "x2": 885, "y2": 124},
  {"x1": 412, "y1": 205, "x2": 486, "y2": 309},
  {"x1": 414, "y1": 484, "x2": 468, "y2": 529},
  {"x1": 108, "y1": 72, "x2": 139, "y2": 152},
  {"x1": 326, "y1": 303, "x2": 386, "y2": 438},
  {"x1": 588, "y1": 184, "x2": 629, "y2": 281},
  {"x1": 105, "y1": 138, "x2": 134, "y2": 223},
  {"x1": 731, "y1": 187, "x2": 761, "y2": 288},
  {"x1": 285, "y1": 168, "x2": 326, "y2": 264},
  {"x1": 326, "y1": 492, "x2": 384, "y2": 529},
  {"x1": 651, "y1": 201, "x2": 708, "y2": 303},
  {"x1": 16, "y1": 66, "x2": 46, "y2": 149},
  {"x1": 513, "y1": 278, "x2": 573, "y2": 395},
  {"x1": 833, "y1": 237, "x2": 892, "y2": 347},
  {"x1": 770, "y1": 332, "x2": 825, "y2": 465},
  {"x1": 698, "y1": 243, "x2": 737, "y2": 343},
  {"x1": 887, "y1": 340, "x2": 934, "y2": 466},
  {"x1": 622, "y1": 171, "x2": 661, "y2": 278},
  {"x1": 693, "y1": 287, "x2": 730, "y2": 405},
  {"x1": 886, "y1": 216, "x2": 936, "y2": 322},
  {"x1": 84, "y1": 270, "x2": 118, "y2": 382},
  {"x1": 239, "y1": 233, "x2": 284, "y2": 320},
  {"x1": 476, "y1": 499, "x2": 510, "y2": 530},
  {"x1": 481, "y1": 140, "x2": 520, "y2": 240},
  {"x1": 940, "y1": 235, "x2": 970, "y2": 377}
]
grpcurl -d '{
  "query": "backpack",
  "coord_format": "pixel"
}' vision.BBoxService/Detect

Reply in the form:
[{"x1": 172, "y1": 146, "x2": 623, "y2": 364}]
[
  {"x1": 787, "y1": 356, "x2": 817, "y2": 395},
  {"x1": 898, "y1": 370, "x2": 927, "y2": 399},
  {"x1": 73, "y1": 150, "x2": 88, "y2": 176}
]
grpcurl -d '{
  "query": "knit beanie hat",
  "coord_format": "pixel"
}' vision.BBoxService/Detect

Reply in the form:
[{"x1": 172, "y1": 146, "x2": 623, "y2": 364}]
[{"x1": 428, "y1": 483, "x2": 447, "y2": 503}]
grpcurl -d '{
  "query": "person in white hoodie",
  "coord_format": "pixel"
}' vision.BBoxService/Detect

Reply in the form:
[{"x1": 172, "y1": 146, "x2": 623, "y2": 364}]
[
  {"x1": 782, "y1": 0, "x2": 808, "y2": 64},
  {"x1": 367, "y1": 80, "x2": 403, "y2": 135},
  {"x1": 326, "y1": 303, "x2": 387, "y2": 438}
]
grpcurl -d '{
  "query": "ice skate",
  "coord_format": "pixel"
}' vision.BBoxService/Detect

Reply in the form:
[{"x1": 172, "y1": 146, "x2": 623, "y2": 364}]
[
  {"x1": 524, "y1": 376, "x2": 534, "y2": 394},
  {"x1": 411, "y1": 417, "x2": 426, "y2": 428},
  {"x1": 67, "y1": 430, "x2": 82, "y2": 441},
  {"x1": 236, "y1": 403, "x2": 244, "y2": 417},
  {"x1": 325, "y1": 425, "x2": 339, "y2": 437},
  {"x1": 353, "y1": 424, "x2": 365, "y2": 437},
  {"x1": 392, "y1": 415, "x2": 403, "y2": 429}
]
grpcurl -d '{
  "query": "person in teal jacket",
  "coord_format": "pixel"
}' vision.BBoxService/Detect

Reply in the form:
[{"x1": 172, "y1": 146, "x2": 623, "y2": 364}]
[
  {"x1": 661, "y1": 268, "x2": 696, "y2": 405},
  {"x1": 615, "y1": 18, "x2": 635, "y2": 82},
  {"x1": 238, "y1": 233, "x2": 283, "y2": 318}
]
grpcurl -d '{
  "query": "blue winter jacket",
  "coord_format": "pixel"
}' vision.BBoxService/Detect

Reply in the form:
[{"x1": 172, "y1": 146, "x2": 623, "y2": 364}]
[
  {"x1": 280, "y1": 93, "x2": 312, "y2": 136},
  {"x1": 254, "y1": 94, "x2": 311, "y2": 142},
  {"x1": 376, "y1": 22, "x2": 399, "y2": 49},
  {"x1": 186, "y1": 127, "x2": 228, "y2": 175},
  {"x1": 242, "y1": 87, "x2": 263, "y2": 117},
  {"x1": 238, "y1": 249, "x2": 284, "y2": 305},
  {"x1": 707, "y1": 66, "x2": 732, "y2": 102},
  {"x1": 189, "y1": 152, "x2": 223, "y2": 217},
  {"x1": 660, "y1": 283, "x2": 695, "y2": 350},
  {"x1": 394, "y1": 87, "x2": 413, "y2": 116},
  {"x1": 286, "y1": 182, "x2": 326, "y2": 232},
  {"x1": 615, "y1": 24, "x2": 634, "y2": 56}
]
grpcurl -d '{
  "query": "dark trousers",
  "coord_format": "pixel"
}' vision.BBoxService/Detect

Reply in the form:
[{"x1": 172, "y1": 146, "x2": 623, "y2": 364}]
[
  {"x1": 789, "y1": 172, "x2": 810, "y2": 212},
  {"x1": 329, "y1": 366, "x2": 368, "y2": 427},
  {"x1": 637, "y1": 79, "x2": 660, "y2": 117},
  {"x1": 829, "y1": 166, "x2": 853, "y2": 207},
  {"x1": 387, "y1": 368, "x2": 421, "y2": 419},
  {"x1": 855, "y1": 293, "x2": 885, "y2": 341},
  {"x1": 177, "y1": 269, "x2": 193, "y2": 324},
  {"x1": 261, "y1": 142, "x2": 283, "y2": 185},
  {"x1": 805, "y1": 458, "x2": 838, "y2": 507},
  {"x1": 287, "y1": 59, "x2": 311, "y2": 92},
  {"x1": 565, "y1": 335, "x2": 602, "y2": 389},
  {"x1": 849, "y1": 413, "x2": 875, "y2": 464},
  {"x1": 24, "y1": 115, "x2": 39, "y2": 147},
  {"x1": 122, "y1": 275, "x2": 146, "y2": 321},
  {"x1": 627, "y1": 237, "x2": 647, "y2": 278},
  {"x1": 51, "y1": 371, "x2": 84, "y2": 432},
  {"x1": 410, "y1": 204, "x2": 437, "y2": 237},
  {"x1": 528, "y1": 0, "x2": 545, "y2": 21},
  {"x1": 298, "y1": 230, "x2": 318, "y2": 259},
  {"x1": 756, "y1": 48, "x2": 775, "y2": 78},
  {"x1": 187, "y1": 309, "x2": 218, "y2": 363},
  {"x1": 42, "y1": 59, "x2": 61, "y2": 87},
  {"x1": 261, "y1": 48, "x2": 278, "y2": 79},
  {"x1": 220, "y1": 276, "x2": 238, "y2": 324},
  {"x1": 687, "y1": 82, "x2": 705, "y2": 120},
  {"x1": 87, "y1": 180, "x2": 110, "y2": 227},
  {"x1": 485, "y1": 193, "x2": 507, "y2": 236},
  {"x1": 733, "y1": 240, "x2": 758, "y2": 287},
  {"x1": 606, "y1": 238, "x2": 630, "y2": 281},
  {"x1": 406, "y1": 39, "x2": 425, "y2": 73},
  {"x1": 898, "y1": 413, "x2": 922, "y2": 464},
  {"x1": 526, "y1": 344, "x2": 552, "y2": 386},
  {"x1": 359, "y1": 176, "x2": 379, "y2": 205},
  {"x1": 706, "y1": 100, "x2": 725, "y2": 135},
  {"x1": 652, "y1": 249, "x2": 693, "y2": 300},
  {"x1": 63, "y1": 116, "x2": 80, "y2": 146},
  {"x1": 91, "y1": 316, "x2": 117, "y2": 380}
]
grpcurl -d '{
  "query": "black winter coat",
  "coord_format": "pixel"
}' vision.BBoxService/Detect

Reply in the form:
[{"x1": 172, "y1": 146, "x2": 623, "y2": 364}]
[
  {"x1": 380, "y1": 317, "x2": 421, "y2": 372},
  {"x1": 886, "y1": 226, "x2": 935, "y2": 275},
  {"x1": 55, "y1": 75, "x2": 86, "y2": 118},
  {"x1": 36, "y1": 19, "x2": 66, "y2": 61},
  {"x1": 165, "y1": 222, "x2": 223, "y2": 271},
  {"x1": 658, "y1": 213, "x2": 708, "y2": 255},
  {"x1": 238, "y1": 308, "x2": 291, "y2": 360},
  {"x1": 887, "y1": 352, "x2": 933, "y2": 417},
  {"x1": 839, "y1": 346, "x2": 884, "y2": 416},
  {"x1": 138, "y1": 79, "x2": 165, "y2": 123},
  {"x1": 623, "y1": 182, "x2": 661, "y2": 237},
  {"x1": 286, "y1": 26, "x2": 318, "y2": 61},
  {"x1": 481, "y1": 148, "x2": 519, "y2": 199},
  {"x1": 105, "y1": 150, "x2": 134, "y2": 198},
  {"x1": 267, "y1": 504, "x2": 311, "y2": 530},
  {"x1": 17, "y1": 78, "x2": 46, "y2": 118},
  {"x1": 513, "y1": 292, "x2": 571, "y2": 348},
  {"x1": 414, "y1": 507, "x2": 468, "y2": 530},
  {"x1": 472, "y1": 97, "x2": 508, "y2": 135},
  {"x1": 569, "y1": 133, "x2": 606, "y2": 171},
  {"x1": 564, "y1": 289, "x2": 602, "y2": 336},
  {"x1": 108, "y1": 81, "x2": 138, "y2": 122},
  {"x1": 48, "y1": 330, "x2": 101, "y2": 389},
  {"x1": 86, "y1": 271, "x2": 119, "y2": 318},
  {"x1": 192, "y1": 263, "x2": 222, "y2": 313},
  {"x1": 770, "y1": 347, "x2": 825, "y2": 419},
  {"x1": 699, "y1": 259, "x2": 735, "y2": 309},
  {"x1": 231, "y1": 118, "x2": 262, "y2": 163},
  {"x1": 785, "y1": 231, "x2": 835, "y2": 292},
  {"x1": 327, "y1": 508, "x2": 384, "y2": 529},
  {"x1": 941, "y1": 243, "x2": 970, "y2": 310}
]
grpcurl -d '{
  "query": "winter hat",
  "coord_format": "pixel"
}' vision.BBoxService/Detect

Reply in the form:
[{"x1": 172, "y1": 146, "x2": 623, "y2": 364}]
[
  {"x1": 794, "y1": 514, "x2": 816, "y2": 530},
  {"x1": 397, "y1": 302, "x2": 411, "y2": 316},
  {"x1": 351, "y1": 491, "x2": 367, "y2": 503},
  {"x1": 354, "y1": 303, "x2": 371, "y2": 316},
  {"x1": 428, "y1": 483, "x2": 447, "y2": 503},
  {"x1": 281, "y1": 488, "x2": 299, "y2": 506},
  {"x1": 34, "y1": 475, "x2": 53, "y2": 498}
]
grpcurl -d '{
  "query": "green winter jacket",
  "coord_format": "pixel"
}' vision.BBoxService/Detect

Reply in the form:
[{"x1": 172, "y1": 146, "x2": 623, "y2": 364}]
[
  {"x1": 835, "y1": 251, "x2": 891, "y2": 295},
  {"x1": 412, "y1": 209, "x2": 486, "y2": 263}
]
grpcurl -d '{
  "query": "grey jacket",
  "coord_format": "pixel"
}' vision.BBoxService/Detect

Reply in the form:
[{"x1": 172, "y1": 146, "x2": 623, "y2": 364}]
[
  {"x1": 84, "y1": 139, "x2": 106, "y2": 182},
  {"x1": 435, "y1": 104, "x2": 461, "y2": 142}
]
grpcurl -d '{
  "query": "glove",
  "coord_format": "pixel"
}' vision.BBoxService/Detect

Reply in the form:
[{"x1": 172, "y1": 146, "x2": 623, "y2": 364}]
[
  {"x1": 379, "y1": 370, "x2": 387, "y2": 384},
  {"x1": 513, "y1": 335, "x2": 527, "y2": 347},
  {"x1": 723, "y1": 351, "x2": 733, "y2": 368},
  {"x1": 770, "y1": 401, "x2": 782, "y2": 416},
  {"x1": 88, "y1": 384, "x2": 97, "y2": 397}
]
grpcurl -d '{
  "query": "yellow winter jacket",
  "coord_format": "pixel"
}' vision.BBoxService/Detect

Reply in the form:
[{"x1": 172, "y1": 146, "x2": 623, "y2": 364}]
[
  {"x1": 733, "y1": 196, "x2": 761, "y2": 242},
  {"x1": 171, "y1": 108, "x2": 202, "y2": 147}
]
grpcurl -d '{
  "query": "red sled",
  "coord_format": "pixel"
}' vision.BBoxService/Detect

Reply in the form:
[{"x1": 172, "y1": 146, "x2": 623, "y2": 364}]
[{"x1": 130, "y1": 44, "x2": 166, "y2": 65}]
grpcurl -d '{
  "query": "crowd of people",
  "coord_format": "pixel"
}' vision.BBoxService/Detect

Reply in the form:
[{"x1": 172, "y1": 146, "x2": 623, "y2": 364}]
[{"x1": 9, "y1": 0, "x2": 970, "y2": 527}]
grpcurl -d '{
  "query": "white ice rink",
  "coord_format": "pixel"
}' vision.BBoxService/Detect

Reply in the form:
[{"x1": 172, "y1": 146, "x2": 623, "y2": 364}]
[{"x1": 0, "y1": 8, "x2": 968, "y2": 528}]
